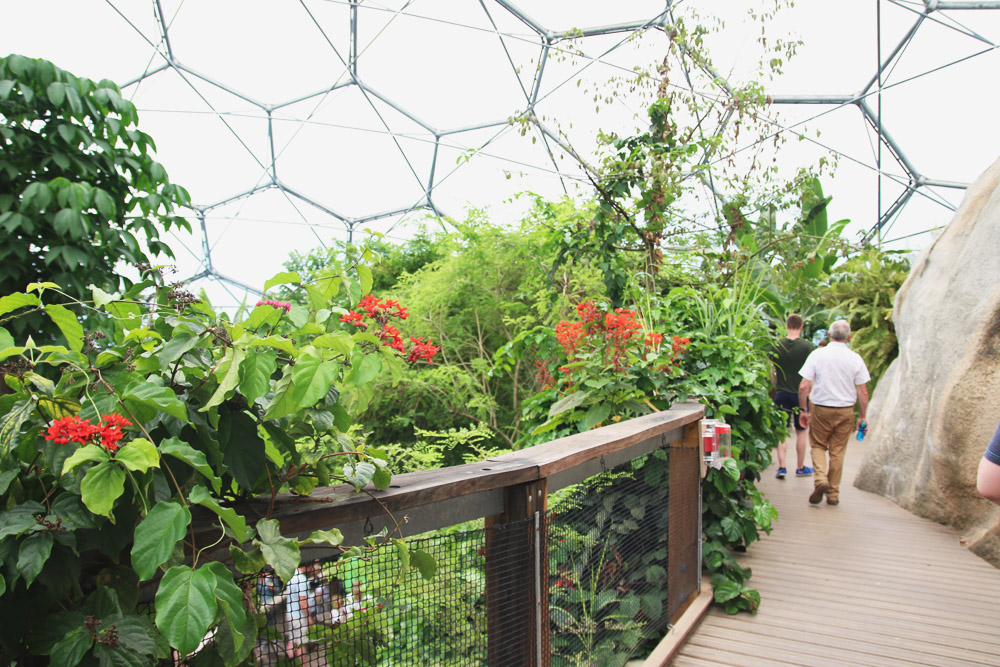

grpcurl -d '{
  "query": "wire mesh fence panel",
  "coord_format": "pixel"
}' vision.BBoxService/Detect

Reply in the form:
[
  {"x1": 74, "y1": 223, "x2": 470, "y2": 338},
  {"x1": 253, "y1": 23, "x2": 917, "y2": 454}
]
[{"x1": 547, "y1": 446, "x2": 671, "y2": 667}]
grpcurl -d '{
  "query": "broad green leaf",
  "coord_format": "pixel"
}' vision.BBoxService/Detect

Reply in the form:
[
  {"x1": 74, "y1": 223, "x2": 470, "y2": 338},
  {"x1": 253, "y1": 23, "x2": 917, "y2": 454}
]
[
  {"x1": 123, "y1": 384, "x2": 188, "y2": 422},
  {"x1": 103, "y1": 614, "x2": 161, "y2": 658},
  {"x1": 372, "y1": 467, "x2": 391, "y2": 491},
  {"x1": 154, "y1": 565, "x2": 218, "y2": 656},
  {"x1": 312, "y1": 332, "x2": 353, "y2": 358},
  {"x1": 713, "y1": 578, "x2": 743, "y2": 603},
  {"x1": 250, "y1": 335, "x2": 297, "y2": 357},
  {"x1": 202, "y1": 346, "x2": 246, "y2": 412},
  {"x1": 392, "y1": 538, "x2": 410, "y2": 578},
  {"x1": 255, "y1": 519, "x2": 300, "y2": 583},
  {"x1": 356, "y1": 264, "x2": 373, "y2": 295},
  {"x1": 18, "y1": 532, "x2": 54, "y2": 587},
  {"x1": 583, "y1": 402, "x2": 612, "y2": 429},
  {"x1": 230, "y1": 545, "x2": 266, "y2": 574},
  {"x1": 290, "y1": 353, "x2": 337, "y2": 410},
  {"x1": 0, "y1": 326, "x2": 13, "y2": 351},
  {"x1": 345, "y1": 353, "x2": 381, "y2": 387},
  {"x1": 0, "y1": 502, "x2": 45, "y2": 540},
  {"x1": 80, "y1": 461, "x2": 126, "y2": 519},
  {"x1": 221, "y1": 410, "x2": 265, "y2": 490},
  {"x1": 49, "y1": 626, "x2": 93, "y2": 667},
  {"x1": 238, "y1": 349, "x2": 277, "y2": 403},
  {"x1": 131, "y1": 501, "x2": 191, "y2": 581},
  {"x1": 412, "y1": 549, "x2": 437, "y2": 581},
  {"x1": 43, "y1": 304, "x2": 84, "y2": 352},
  {"x1": 243, "y1": 304, "x2": 283, "y2": 332},
  {"x1": 157, "y1": 333, "x2": 199, "y2": 370},
  {"x1": 0, "y1": 398, "x2": 35, "y2": 454},
  {"x1": 115, "y1": 438, "x2": 160, "y2": 473},
  {"x1": 189, "y1": 485, "x2": 249, "y2": 543},
  {"x1": 302, "y1": 529, "x2": 344, "y2": 546},
  {"x1": 205, "y1": 561, "x2": 250, "y2": 658},
  {"x1": 62, "y1": 444, "x2": 108, "y2": 474},
  {"x1": 343, "y1": 461, "x2": 376, "y2": 489},
  {"x1": 88, "y1": 284, "x2": 116, "y2": 308},
  {"x1": 263, "y1": 271, "x2": 301, "y2": 292},
  {"x1": 159, "y1": 437, "x2": 221, "y2": 493},
  {"x1": 0, "y1": 292, "x2": 41, "y2": 317},
  {"x1": 37, "y1": 396, "x2": 81, "y2": 421},
  {"x1": 549, "y1": 390, "x2": 590, "y2": 418}
]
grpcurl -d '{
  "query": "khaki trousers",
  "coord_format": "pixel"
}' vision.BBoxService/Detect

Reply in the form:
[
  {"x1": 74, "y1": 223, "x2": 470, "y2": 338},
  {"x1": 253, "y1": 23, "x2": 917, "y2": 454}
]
[{"x1": 809, "y1": 405, "x2": 855, "y2": 501}]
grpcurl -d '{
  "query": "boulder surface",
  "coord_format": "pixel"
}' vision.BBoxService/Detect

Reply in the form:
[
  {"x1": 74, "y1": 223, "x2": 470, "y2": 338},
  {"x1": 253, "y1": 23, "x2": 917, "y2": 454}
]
[{"x1": 854, "y1": 157, "x2": 1000, "y2": 566}]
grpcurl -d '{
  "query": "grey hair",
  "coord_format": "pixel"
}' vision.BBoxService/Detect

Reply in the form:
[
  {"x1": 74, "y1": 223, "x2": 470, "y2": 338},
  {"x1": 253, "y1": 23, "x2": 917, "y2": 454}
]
[{"x1": 829, "y1": 320, "x2": 851, "y2": 341}]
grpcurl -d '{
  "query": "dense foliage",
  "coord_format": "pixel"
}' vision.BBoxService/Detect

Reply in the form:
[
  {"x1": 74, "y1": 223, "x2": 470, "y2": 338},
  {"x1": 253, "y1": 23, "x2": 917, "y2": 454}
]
[
  {"x1": 0, "y1": 264, "x2": 436, "y2": 666},
  {"x1": 0, "y1": 54, "x2": 191, "y2": 341}
]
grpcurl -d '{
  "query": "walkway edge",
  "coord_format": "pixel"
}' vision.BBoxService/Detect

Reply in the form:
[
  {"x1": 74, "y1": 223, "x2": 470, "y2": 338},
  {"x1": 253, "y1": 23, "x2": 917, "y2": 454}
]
[{"x1": 642, "y1": 576, "x2": 714, "y2": 666}]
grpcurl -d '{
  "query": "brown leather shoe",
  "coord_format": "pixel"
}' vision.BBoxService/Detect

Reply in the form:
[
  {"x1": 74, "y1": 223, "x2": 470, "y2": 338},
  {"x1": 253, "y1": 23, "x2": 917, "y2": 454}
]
[
  {"x1": 809, "y1": 483, "x2": 830, "y2": 505},
  {"x1": 826, "y1": 497, "x2": 839, "y2": 506}
]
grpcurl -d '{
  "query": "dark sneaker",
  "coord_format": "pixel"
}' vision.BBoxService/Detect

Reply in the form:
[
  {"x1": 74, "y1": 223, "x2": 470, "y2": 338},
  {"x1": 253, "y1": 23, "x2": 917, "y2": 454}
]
[
  {"x1": 809, "y1": 483, "x2": 830, "y2": 505},
  {"x1": 775, "y1": 468, "x2": 787, "y2": 479},
  {"x1": 795, "y1": 466, "x2": 814, "y2": 477}
]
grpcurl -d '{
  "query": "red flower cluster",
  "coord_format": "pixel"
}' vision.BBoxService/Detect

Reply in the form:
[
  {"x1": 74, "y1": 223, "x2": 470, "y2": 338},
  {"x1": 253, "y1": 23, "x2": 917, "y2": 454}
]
[
  {"x1": 555, "y1": 320, "x2": 584, "y2": 357},
  {"x1": 339, "y1": 296, "x2": 438, "y2": 363},
  {"x1": 534, "y1": 360, "x2": 556, "y2": 390},
  {"x1": 407, "y1": 337, "x2": 440, "y2": 364},
  {"x1": 256, "y1": 299, "x2": 291, "y2": 312},
  {"x1": 45, "y1": 414, "x2": 133, "y2": 452},
  {"x1": 645, "y1": 332, "x2": 665, "y2": 349}
]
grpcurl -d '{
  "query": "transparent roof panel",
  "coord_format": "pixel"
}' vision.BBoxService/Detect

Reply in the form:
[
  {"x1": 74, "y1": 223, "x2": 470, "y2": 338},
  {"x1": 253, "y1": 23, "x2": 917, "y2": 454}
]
[{"x1": 5, "y1": 0, "x2": 1000, "y2": 309}]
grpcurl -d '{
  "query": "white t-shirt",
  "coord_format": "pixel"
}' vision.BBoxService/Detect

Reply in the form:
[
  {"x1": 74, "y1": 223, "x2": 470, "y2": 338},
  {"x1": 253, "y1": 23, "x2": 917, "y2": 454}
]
[{"x1": 799, "y1": 341, "x2": 871, "y2": 408}]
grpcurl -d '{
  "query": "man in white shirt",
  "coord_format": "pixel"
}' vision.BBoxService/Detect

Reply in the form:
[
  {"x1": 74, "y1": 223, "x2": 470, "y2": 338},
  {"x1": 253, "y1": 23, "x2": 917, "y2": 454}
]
[{"x1": 797, "y1": 320, "x2": 871, "y2": 506}]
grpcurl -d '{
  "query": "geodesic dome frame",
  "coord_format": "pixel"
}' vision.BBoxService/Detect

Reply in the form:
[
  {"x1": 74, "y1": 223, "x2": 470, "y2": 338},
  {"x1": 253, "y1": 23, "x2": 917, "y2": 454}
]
[{"x1": 7, "y1": 0, "x2": 1000, "y2": 305}]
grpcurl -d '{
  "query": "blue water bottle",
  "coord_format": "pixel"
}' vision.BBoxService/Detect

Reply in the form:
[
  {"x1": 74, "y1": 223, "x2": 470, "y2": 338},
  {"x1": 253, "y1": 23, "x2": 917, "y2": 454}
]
[{"x1": 857, "y1": 421, "x2": 867, "y2": 441}]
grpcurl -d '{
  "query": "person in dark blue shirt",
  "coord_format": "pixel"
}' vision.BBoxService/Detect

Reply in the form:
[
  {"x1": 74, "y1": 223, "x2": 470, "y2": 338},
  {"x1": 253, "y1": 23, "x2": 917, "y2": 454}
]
[{"x1": 977, "y1": 422, "x2": 1000, "y2": 504}]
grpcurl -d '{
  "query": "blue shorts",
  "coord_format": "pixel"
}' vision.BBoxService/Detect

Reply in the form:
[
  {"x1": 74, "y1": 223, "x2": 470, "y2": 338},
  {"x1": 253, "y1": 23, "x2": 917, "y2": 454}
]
[
  {"x1": 985, "y1": 422, "x2": 1000, "y2": 465},
  {"x1": 774, "y1": 391, "x2": 805, "y2": 432}
]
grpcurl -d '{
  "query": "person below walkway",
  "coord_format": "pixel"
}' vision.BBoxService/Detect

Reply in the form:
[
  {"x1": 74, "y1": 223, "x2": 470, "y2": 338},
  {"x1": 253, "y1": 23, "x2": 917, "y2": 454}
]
[
  {"x1": 769, "y1": 313, "x2": 814, "y2": 479},
  {"x1": 798, "y1": 319, "x2": 871, "y2": 506}
]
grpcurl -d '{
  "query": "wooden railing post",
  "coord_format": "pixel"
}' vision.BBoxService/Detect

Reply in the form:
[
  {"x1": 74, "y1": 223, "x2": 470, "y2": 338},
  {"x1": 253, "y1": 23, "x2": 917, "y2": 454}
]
[
  {"x1": 485, "y1": 478, "x2": 549, "y2": 666},
  {"x1": 667, "y1": 420, "x2": 702, "y2": 624}
]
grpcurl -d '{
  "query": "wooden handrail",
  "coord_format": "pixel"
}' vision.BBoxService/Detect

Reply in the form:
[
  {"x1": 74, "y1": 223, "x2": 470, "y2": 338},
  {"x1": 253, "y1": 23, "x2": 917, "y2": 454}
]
[{"x1": 257, "y1": 402, "x2": 704, "y2": 538}]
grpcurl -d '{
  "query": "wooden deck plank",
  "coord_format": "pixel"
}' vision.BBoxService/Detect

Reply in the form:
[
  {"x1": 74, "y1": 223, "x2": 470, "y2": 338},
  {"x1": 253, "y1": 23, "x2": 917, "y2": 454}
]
[{"x1": 673, "y1": 438, "x2": 1000, "y2": 665}]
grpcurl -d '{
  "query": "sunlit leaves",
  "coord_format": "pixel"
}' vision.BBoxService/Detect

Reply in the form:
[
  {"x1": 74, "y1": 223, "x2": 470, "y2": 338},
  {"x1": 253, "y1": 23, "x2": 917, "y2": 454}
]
[{"x1": 131, "y1": 501, "x2": 191, "y2": 581}]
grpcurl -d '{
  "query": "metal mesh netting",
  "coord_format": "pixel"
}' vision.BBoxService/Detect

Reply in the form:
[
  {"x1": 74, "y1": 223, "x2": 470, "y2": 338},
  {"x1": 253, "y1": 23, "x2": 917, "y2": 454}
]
[
  {"x1": 173, "y1": 444, "x2": 677, "y2": 666},
  {"x1": 547, "y1": 447, "x2": 671, "y2": 667}
]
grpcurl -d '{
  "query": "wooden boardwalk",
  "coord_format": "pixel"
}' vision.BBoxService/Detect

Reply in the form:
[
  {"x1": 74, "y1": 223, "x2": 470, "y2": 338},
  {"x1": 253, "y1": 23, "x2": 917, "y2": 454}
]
[{"x1": 672, "y1": 439, "x2": 1000, "y2": 666}]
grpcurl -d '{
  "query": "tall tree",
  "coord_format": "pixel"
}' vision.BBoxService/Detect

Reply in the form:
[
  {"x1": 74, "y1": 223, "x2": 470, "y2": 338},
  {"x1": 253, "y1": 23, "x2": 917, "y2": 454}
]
[{"x1": 0, "y1": 54, "x2": 190, "y2": 339}]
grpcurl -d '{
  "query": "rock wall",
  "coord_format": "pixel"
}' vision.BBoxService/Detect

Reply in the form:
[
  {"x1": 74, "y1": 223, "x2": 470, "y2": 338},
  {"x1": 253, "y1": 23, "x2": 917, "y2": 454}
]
[{"x1": 854, "y1": 157, "x2": 1000, "y2": 566}]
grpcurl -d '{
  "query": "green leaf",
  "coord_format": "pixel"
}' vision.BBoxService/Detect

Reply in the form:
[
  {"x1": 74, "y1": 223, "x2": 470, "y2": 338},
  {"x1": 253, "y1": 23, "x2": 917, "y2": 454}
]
[
  {"x1": 255, "y1": 518, "x2": 300, "y2": 583},
  {"x1": 131, "y1": 501, "x2": 191, "y2": 581},
  {"x1": 0, "y1": 293, "x2": 41, "y2": 317},
  {"x1": 549, "y1": 390, "x2": 590, "y2": 418},
  {"x1": 0, "y1": 326, "x2": 13, "y2": 351},
  {"x1": 372, "y1": 467, "x2": 391, "y2": 491},
  {"x1": 205, "y1": 561, "x2": 250, "y2": 659},
  {"x1": 412, "y1": 549, "x2": 437, "y2": 581},
  {"x1": 115, "y1": 438, "x2": 160, "y2": 473},
  {"x1": 154, "y1": 565, "x2": 218, "y2": 656},
  {"x1": 238, "y1": 348, "x2": 276, "y2": 403},
  {"x1": 393, "y1": 538, "x2": 410, "y2": 579},
  {"x1": 221, "y1": 410, "x2": 265, "y2": 490},
  {"x1": 713, "y1": 577, "x2": 743, "y2": 603},
  {"x1": 356, "y1": 264, "x2": 373, "y2": 295},
  {"x1": 202, "y1": 346, "x2": 246, "y2": 412},
  {"x1": 18, "y1": 532, "x2": 54, "y2": 587},
  {"x1": 0, "y1": 502, "x2": 44, "y2": 540},
  {"x1": 345, "y1": 353, "x2": 381, "y2": 387},
  {"x1": 123, "y1": 384, "x2": 187, "y2": 422},
  {"x1": 159, "y1": 437, "x2": 221, "y2": 494},
  {"x1": 62, "y1": 443, "x2": 109, "y2": 474},
  {"x1": 49, "y1": 626, "x2": 93, "y2": 667},
  {"x1": 302, "y1": 529, "x2": 344, "y2": 546},
  {"x1": 312, "y1": 332, "x2": 353, "y2": 358},
  {"x1": 0, "y1": 398, "x2": 35, "y2": 455},
  {"x1": 263, "y1": 271, "x2": 301, "y2": 292},
  {"x1": 250, "y1": 335, "x2": 298, "y2": 357},
  {"x1": 43, "y1": 304, "x2": 84, "y2": 352},
  {"x1": 80, "y1": 461, "x2": 126, "y2": 519},
  {"x1": 290, "y1": 351, "x2": 337, "y2": 410},
  {"x1": 230, "y1": 545, "x2": 266, "y2": 575},
  {"x1": 189, "y1": 485, "x2": 249, "y2": 543},
  {"x1": 343, "y1": 461, "x2": 376, "y2": 489},
  {"x1": 583, "y1": 402, "x2": 612, "y2": 429}
]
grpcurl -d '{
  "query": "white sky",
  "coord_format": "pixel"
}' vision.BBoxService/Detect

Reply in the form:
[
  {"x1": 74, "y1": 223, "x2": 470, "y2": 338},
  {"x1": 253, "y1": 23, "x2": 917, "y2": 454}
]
[{"x1": 5, "y1": 0, "x2": 1000, "y2": 308}]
